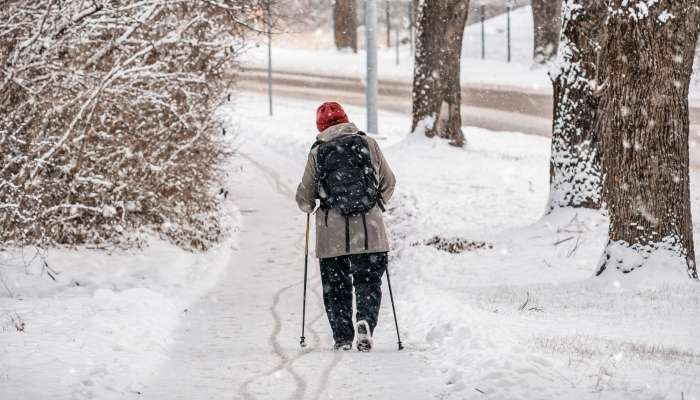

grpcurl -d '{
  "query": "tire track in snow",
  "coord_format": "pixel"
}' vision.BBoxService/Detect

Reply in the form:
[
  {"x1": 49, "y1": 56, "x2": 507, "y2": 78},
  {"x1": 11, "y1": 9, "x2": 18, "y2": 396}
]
[
  {"x1": 237, "y1": 281, "x2": 301, "y2": 400},
  {"x1": 239, "y1": 153, "x2": 294, "y2": 199},
  {"x1": 280, "y1": 228, "x2": 345, "y2": 400},
  {"x1": 236, "y1": 223, "x2": 324, "y2": 400},
  {"x1": 236, "y1": 153, "x2": 309, "y2": 399},
  {"x1": 263, "y1": 262, "x2": 342, "y2": 400},
  {"x1": 267, "y1": 282, "x2": 307, "y2": 400},
  {"x1": 269, "y1": 278, "x2": 344, "y2": 400},
  {"x1": 238, "y1": 151, "x2": 340, "y2": 399},
  {"x1": 238, "y1": 277, "x2": 325, "y2": 400},
  {"x1": 310, "y1": 287, "x2": 344, "y2": 400}
]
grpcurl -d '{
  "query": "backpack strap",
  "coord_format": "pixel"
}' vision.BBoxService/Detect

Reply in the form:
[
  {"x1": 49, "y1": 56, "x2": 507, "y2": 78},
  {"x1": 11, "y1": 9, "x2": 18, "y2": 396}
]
[
  {"x1": 310, "y1": 139, "x2": 323, "y2": 150},
  {"x1": 355, "y1": 130, "x2": 384, "y2": 212},
  {"x1": 361, "y1": 213, "x2": 369, "y2": 250},
  {"x1": 345, "y1": 216, "x2": 350, "y2": 253},
  {"x1": 311, "y1": 139, "x2": 325, "y2": 209},
  {"x1": 377, "y1": 195, "x2": 386, "y2": 212}
]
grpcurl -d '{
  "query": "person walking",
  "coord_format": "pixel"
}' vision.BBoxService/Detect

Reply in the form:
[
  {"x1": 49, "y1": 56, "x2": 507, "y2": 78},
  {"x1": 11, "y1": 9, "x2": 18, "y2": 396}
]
[{"x1": 295, "y1": 102, "x2": 396, "y2": 352}]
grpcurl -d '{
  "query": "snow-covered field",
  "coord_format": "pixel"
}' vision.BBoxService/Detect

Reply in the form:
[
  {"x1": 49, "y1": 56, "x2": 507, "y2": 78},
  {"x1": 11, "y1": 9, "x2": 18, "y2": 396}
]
[
  {"x1": 3, "y1": 90, "x2": 699, "y2": 399},
  {"x1": 244, "y1": 5, "x2": 700, "y2": 99},
  {"x1": 243, "y1": 6, "x2": 549, "y2": 93},
  {"x1": 0, "y1": 181, "x2": 241, "y2": 398},
  {"x1": 220, "y1": 92, "x2": 700, "y2": 399}
]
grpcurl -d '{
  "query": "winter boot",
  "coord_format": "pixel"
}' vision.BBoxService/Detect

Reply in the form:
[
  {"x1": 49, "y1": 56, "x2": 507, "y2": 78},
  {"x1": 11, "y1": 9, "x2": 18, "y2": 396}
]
[
  {"x1": 333, "y1": 341, "x2": 352, "y2": 351},
  {"x1": 356, "y1": 320, "x2": 373, "y2": 352}
]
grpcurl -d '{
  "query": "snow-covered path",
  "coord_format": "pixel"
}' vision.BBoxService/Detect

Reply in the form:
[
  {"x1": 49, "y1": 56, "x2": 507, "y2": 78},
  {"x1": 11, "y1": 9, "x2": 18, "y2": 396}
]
[
  {"x1": 138, "y1": 92, "x2": 700, "y2": 400},
  {"x1": 144, "y1": 146, "x2": 443, "y2": 399},
  {"x1": 5, "y1": 92, "x2": 697, "y2": 399}
]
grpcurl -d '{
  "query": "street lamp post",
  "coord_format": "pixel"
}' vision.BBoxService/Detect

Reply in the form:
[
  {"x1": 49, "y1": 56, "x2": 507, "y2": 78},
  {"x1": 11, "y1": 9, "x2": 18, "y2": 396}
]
[
  {"x1": 506, "y1": 0, "x2": 512, "y2": 63},
  {"x1": 267, "y1": 0, "x2": 273, "y2": 116},
  {"x1": 366, "y1": 0, "x2": 378, "y2": 134}
]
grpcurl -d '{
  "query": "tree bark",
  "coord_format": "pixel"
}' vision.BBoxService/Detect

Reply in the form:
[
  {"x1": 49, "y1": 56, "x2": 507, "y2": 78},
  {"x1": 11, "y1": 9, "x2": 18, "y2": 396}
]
[
  {"x1": 531, "y1": 0, "x2": 562, "y2": 64},
  {"x1": 411, "y1": 0, "x2": 469, "y2": 147},
  {"x1": 595, "y1": 0, "x2": 699, "y2": 279},
  {"x1": 546, "y1": 0, "x2": 606, "y2": 212},
  {"x1": 333, "y1": 0, "x2": 357, "y2": 52},
  {"x1": 386, "y1": 1, "x2": 391, "y2": 48}
]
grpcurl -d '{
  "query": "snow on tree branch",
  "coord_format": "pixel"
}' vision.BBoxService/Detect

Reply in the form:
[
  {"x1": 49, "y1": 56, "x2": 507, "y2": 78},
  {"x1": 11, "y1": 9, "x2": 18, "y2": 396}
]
[{"x1": 0, "y1": 0, "x2": 266, "y2": 250}]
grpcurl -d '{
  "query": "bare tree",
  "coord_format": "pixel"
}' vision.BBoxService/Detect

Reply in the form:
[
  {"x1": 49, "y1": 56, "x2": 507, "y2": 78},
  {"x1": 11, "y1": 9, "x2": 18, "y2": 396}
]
[
  {"x1": 275, "y1": 0, "x2": 331, "y2": 30},
  {"x1": 546, "y1": 0, "x2": 606, "y2": 212},
  {"x1": 531, "y1": 0, "x2": 562, "y2": 64},
  {"x1": 411, "y1": 0, "x2": 470, "y2": 147},
  {"x1": 334, "y1": 0, "x2": 358, "y2": 52},
  {"x1": 0, "y1": 1, "x2": 264, "y2": 250},
  {"x1": 595, "y1": 0, "x2": 700, "y2": 278}
]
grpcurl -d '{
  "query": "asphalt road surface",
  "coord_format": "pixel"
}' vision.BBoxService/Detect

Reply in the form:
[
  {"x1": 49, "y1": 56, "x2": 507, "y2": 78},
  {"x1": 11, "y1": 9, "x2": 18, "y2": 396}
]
[{"x1": 237, "y1": 67, "x2": 700, "y2": 167}]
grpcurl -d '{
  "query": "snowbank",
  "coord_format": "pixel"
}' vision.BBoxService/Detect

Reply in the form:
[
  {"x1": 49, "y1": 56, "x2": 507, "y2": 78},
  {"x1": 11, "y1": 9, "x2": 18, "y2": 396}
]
[
  {"x1": 0, "y1": 175, "x2": 241, "y2": 399},
  {"x1": 385, "y1": 125, "x2": 700, "y2": 400},
  {"x1": 229, "y1": 92, "x2": 700, "y2": 399}
]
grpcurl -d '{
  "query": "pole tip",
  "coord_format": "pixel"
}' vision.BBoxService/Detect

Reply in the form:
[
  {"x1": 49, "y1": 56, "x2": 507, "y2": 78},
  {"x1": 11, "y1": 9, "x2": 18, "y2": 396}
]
[
  {"x1": 398, "y1": 342, "x2": 404, "y2": 351},
  {"x1": 300, "y1": 337, "x2": 307, "y2": 348}
]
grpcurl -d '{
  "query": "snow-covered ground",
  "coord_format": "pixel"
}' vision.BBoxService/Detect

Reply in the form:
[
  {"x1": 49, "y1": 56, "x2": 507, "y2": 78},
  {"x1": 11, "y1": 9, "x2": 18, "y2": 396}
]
[
  {"x1": 217, "y1": 92, "x2": 700, "y2": 399},
  {"x1": 243, "y1": 6, "x2": 549, "y2": 93},
  {"x1": 245, "y1": 5, "x2": 700, "y2": 99},
  {"x1": 3, "y1": 90, "x2": 699, "y2": 399},
  {"x1": 0, "y1": 181, "x2": 240, "y2": 398}
]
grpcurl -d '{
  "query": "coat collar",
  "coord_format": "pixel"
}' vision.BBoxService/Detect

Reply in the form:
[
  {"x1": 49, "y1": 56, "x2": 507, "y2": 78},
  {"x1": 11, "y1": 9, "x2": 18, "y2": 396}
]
[{"x1": 317, "y1": 122, "x2": 359, "y2": 142}]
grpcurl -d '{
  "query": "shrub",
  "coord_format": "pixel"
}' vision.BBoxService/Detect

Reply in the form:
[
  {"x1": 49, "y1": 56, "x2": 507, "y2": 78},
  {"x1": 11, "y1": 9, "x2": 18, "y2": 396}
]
[{"x1": 0, "y1": 1, "x2": 265, "y2": 249}]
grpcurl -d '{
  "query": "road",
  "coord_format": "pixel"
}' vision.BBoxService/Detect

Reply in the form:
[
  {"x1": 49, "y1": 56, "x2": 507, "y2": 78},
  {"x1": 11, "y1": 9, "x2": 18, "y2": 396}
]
[
  {"x1": 237, "y1": 67, "x2": 700, "y2": 167},
  {"x1": 237, "y1": 68, "x2": 553, "y2": 137}
]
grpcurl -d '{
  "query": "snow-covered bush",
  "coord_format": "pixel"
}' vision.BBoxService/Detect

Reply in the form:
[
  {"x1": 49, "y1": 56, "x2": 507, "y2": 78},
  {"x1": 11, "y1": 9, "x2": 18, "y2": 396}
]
[{"x1": 0, "y1": 1, "x2": 264, "y2": 250}]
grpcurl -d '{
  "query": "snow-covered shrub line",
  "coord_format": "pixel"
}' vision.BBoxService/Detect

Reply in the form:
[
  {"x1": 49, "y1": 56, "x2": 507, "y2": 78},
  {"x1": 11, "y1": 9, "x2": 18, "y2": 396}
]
[{"x1": 0, "y1": 1, "x2": 265, "y2": 250}]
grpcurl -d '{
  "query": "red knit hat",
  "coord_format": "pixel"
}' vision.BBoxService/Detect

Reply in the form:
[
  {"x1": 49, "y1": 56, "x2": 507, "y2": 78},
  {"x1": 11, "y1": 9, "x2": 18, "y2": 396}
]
[{"x1": 316, "y1": 102, "x2": 349, "y2": 132}]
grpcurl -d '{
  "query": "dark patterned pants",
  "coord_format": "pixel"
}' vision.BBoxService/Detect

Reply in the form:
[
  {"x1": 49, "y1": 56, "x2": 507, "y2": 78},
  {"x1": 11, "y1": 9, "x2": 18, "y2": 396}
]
[{"x1": 319, "y1": 252, "x2": 388, "y2": 343}]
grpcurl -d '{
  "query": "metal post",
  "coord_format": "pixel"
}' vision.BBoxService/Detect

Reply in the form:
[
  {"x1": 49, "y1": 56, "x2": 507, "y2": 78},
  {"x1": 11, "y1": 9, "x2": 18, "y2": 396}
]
[
  {"x1": 480, "y1": 5, "x2": 485, "y2": 60},
  {"x1": 267, "y1": 0, "x2": 273, "y2": 116},
  {"x1": 506, "y1": 4, "x2": 511, "y2": 63},
  {"x1": 331, "y1": 1, "x2": 335, "y2": 34},
  {"x1": 366, "y1": 0, "x2": 378, "y2": 134},
  {"x1": 395, "y1": 11, "x2": 400, "y2": 66},
  {"x1": 408, "y1": 1, "x2": 414, "y2": 56},
  {"x1": 386, "y1": 1, "x2": 391, "y2": 48}
]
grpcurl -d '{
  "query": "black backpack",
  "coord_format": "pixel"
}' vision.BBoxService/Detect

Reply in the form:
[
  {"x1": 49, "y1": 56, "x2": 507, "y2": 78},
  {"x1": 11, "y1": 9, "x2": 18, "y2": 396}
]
[{"x1": 312, "y1": 132, "x2": 383, "y2": 251}]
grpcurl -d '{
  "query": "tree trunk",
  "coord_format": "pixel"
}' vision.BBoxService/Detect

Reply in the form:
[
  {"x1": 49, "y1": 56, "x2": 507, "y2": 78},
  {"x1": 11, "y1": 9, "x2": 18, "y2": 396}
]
[
  {"x1": 334, "y1": 0, "x2": 357, "y2": 52},
  {"x1": 411, "y1": 0, "x2": 469, "y2": 147},
  {"x1": 595, "y1": 1, "x2": 699, "y2": 279},
  {"x1": 546, "y1": 0, "x2": 606, "y2": 212},
  {"x1": 386, "y1": 1, "x2": 391, "y2": 48},
  {"x1": 531, "y1": 0, "x2": 562, "y2": 64}
]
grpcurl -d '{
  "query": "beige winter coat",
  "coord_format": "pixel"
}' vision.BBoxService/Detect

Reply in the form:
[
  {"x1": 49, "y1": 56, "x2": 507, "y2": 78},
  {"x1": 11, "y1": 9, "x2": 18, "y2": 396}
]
[{"x1": 295, "y1": 122, "x2": 396, "y2": 259}]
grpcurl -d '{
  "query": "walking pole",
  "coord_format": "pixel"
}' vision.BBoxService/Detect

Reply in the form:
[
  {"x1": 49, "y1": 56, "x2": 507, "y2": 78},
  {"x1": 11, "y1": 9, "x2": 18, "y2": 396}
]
[
  {"x1": 300, "y1": 213, "x2": 310, "y2": 348},
  {"x1": 385, "y1": 263, "x2": 404, "y2": 350}
]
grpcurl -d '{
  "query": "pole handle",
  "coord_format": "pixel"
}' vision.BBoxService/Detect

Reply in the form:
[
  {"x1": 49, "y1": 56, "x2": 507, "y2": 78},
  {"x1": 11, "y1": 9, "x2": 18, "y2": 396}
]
[{"x1": 304, "y1": 213, "x2": 310, "y2": 256}]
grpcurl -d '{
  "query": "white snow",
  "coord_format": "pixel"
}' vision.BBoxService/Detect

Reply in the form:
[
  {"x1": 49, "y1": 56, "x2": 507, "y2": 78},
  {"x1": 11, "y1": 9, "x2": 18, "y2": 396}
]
[
  {"x1": 242, "y1": 6, "x2": 549, "y2": 94},
  {"x1": 213, "y1": 92, "x2": 700, "y2": 399},
  {"x1": 3, "y1": 87, "x2": 700, "y2": 399},
  {"x1": 0, "y1": 182, "x2": 240, "y2": 398},
  {"x1": 244, "y1": 5, "x2": 700, "y2": 100}
]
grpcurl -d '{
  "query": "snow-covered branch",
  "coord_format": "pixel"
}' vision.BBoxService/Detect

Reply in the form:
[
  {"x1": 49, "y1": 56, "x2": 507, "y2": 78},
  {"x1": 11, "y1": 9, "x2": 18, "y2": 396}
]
[{"x1": 0, "y1": 0, "x2": 264, "y2": 249}]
